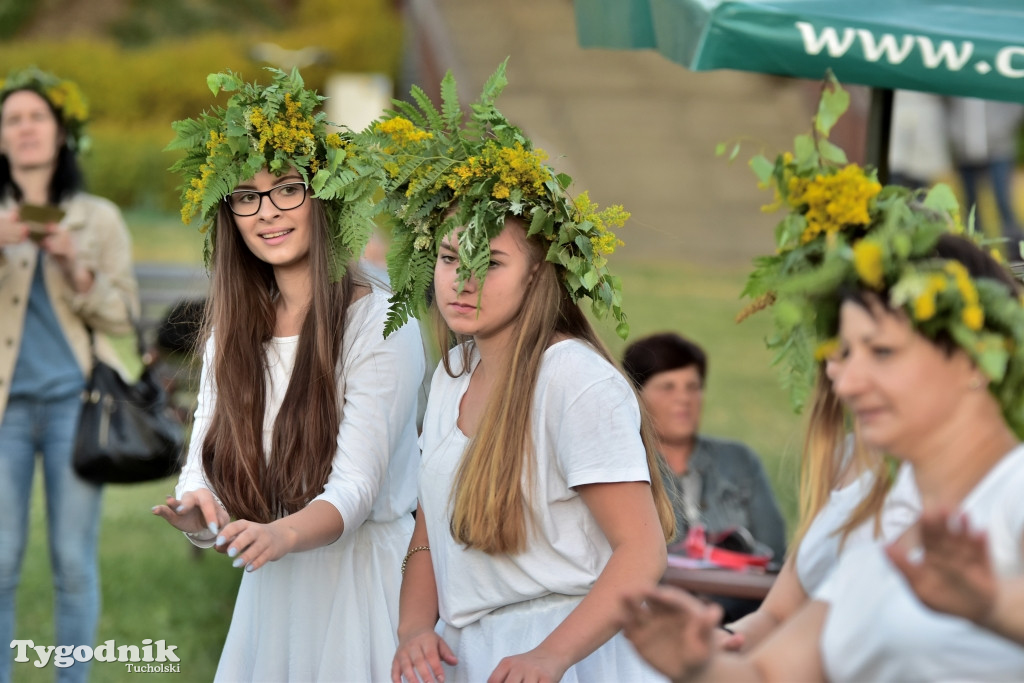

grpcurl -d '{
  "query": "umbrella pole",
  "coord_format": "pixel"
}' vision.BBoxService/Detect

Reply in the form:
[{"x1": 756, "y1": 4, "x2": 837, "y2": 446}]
[{"x1": 866, "y1": 88, "x2": 894, "y2": 184}]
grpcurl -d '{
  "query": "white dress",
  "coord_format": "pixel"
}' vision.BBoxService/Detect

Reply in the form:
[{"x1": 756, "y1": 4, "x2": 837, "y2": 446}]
[
  {"x1": 818, "y1": 445, "x2": 1024, "y2": 681},
  {"x1": 418, "y1": 340, "x2": 667, "y2": 682},
  {"x1": 797, "y1": 463, "x2": 919, "y2": 595},
  {"x1": 176, "y1": 288, "x2": 424, "y2": 682}
]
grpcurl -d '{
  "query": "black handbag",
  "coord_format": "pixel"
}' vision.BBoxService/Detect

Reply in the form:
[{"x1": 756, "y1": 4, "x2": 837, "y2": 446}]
[{"x1": 73, "y1": 326, "x2": 184, "y2": 484}]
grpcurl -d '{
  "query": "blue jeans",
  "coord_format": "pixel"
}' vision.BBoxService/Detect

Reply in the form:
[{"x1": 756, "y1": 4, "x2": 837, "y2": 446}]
[{"x1": 0, "y1": 394, "x2": 102, "y2": 683}]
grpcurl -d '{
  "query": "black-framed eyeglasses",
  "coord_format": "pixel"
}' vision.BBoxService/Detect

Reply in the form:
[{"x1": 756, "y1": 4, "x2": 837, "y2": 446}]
[{"x1": 224, "y1": 181, "x2": 308, "y2": 216}]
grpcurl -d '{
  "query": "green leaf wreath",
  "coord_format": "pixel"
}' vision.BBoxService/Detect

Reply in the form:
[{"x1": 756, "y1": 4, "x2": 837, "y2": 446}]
[
  {"x1": 358, "y1": 59, "x2": 631, "y2": 339},
  {"x1": 0, "y1": 66, "x2": 90, "y2": 153},
  {"x1": 733, "y1": 73, "x2": 1024, "y2": 435},
  {"x1": 166, "y1": 67, "x2": 382, "y2": 280}
]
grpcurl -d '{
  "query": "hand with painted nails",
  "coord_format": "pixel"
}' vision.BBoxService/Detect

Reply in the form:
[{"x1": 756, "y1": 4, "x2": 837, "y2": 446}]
[
  {"x1": 213, "y1": 518, "x2": 298, "y2": 573},
  {"x1": 152, "y1": 488, "x2": 230, "y2": 539},
  {"x1": 886, "y1": 508, "x2": 997, "y2": 625}
]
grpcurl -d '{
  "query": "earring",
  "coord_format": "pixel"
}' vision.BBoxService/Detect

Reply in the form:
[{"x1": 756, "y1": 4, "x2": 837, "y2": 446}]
[{"x1": 969, "y1": 375, "x2": 985, "y2": 390}]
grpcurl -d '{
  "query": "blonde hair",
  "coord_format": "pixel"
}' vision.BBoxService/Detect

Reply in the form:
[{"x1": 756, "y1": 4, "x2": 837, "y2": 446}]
[
  {"x1": 435, "y1": 220, "x2": 676, "y2": 554},
  {"x1": 791, "y1": 368, "x2": 893, "y2": 554}
]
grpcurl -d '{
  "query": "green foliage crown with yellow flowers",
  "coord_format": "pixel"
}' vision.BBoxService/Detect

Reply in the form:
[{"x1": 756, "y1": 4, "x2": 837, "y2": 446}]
[
  {"x1": 0, "y1": 66, "x2": 90, "y2": 153},
  {"x1": 736, "y1": 74, "x2": 1024, "y2": 435},
  {"x1": 358, "y1": 59, "x2": 630, "y2": 338},
  {"x1": 166, "y1": 68, "x2": 380, "y2": 279}
]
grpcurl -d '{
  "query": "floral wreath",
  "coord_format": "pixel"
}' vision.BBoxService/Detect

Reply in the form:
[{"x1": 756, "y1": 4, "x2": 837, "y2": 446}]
[
  {"x1": 0, "y1": 66, "x2": 90, "y2": 152},
  {"x1": 359, "y1": 59, "x2": 631, "y2": 339},
  {"x1": 167, "y1": 68, "x2": 380, "y2": 279},
  {"x1": 736, "y1": 74, "x2": 1024, "y2": 434}
]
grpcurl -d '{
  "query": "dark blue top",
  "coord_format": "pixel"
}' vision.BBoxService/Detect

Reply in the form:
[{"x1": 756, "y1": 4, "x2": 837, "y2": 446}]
[{"x1": 10, "y1": 252, "x2": 84, "y2": 400}]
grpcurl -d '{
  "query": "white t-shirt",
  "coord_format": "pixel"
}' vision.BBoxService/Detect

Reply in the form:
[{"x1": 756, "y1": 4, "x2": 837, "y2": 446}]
[
  {"x1": 798, "y1": 463, "x2": 920, "y2": 595},
  {"x1": 418, "y1": 339, "x2": 652, "y2": 628},
  {"x1": 177, "y1": 287, "x2": 425, "y2": 537},
  {"x1": 818, "y1": 445, "x2": 1024, "y2": 681}
]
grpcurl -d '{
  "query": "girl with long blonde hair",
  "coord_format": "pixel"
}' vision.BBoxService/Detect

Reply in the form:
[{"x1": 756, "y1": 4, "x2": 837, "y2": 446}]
[{"x1": 369, "y1": 64, "x2": 675, "y2": 682}]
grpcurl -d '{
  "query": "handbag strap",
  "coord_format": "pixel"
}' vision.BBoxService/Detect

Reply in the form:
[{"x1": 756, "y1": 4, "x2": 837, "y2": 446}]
[{"x1": 86, "y1": 314, "x2": 152, "y2": 368}]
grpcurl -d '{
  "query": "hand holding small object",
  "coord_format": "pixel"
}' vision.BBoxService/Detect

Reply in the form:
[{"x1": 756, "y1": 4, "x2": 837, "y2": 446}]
[{"x1": 152, "y1": 489, "x2": 229, "y2": 539}]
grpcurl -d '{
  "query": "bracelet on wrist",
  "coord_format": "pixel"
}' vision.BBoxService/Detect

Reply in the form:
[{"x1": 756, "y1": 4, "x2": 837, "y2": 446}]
[{"x1": 401, "y1": 545, "x2": 430, "y2": 576}]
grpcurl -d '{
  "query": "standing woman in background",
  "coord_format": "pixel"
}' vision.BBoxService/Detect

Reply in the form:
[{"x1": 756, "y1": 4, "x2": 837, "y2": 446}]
[
  {"x1": 152, "y1": 68, "x2": 424, "y2": 681},
  {"x1": 373, "y1": 63, "x2": 675, "y2": 683},
  {"x1": 0, "y1": 67, "x2": 138, "y2": 683}
]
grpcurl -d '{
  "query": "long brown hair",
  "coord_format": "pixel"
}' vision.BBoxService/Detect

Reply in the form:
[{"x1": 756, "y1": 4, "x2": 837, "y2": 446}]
[
  {"x1": 199, "y1": 200, "x2": 360, "y2": 523},
  {"x1": 436, "y1": 219, "x2": 676, "y2": 554}
]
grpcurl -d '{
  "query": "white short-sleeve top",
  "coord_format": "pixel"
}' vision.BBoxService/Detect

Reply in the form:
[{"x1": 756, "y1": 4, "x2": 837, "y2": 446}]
[
  {"x1": 797, "y1": 463, "x2": 920, "y2": 595},
  {"x1": 418, "y1": 339, "x2": 653, "y2": 628},
  {"x1": 817, "y1": 445, "x2": 1024, "y2": 681}
]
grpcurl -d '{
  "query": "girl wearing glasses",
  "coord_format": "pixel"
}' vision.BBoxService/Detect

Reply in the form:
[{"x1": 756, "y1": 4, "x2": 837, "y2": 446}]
[{"x1": 152, "y1": 70, "x2": 424, "y2": 681}]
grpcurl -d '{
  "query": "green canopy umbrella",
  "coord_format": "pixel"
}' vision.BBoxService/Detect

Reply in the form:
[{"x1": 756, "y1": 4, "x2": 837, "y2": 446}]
[{"x1": 574, "y1": 0, "x2": 1024, "y2": 177}]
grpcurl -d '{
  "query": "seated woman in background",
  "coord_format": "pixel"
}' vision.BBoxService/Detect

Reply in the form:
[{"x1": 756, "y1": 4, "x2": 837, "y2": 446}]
[
  {"x1": 622, "y1": 332, "x2": 787, "y2": 621},
  {"x1": 623, "y1": 332, "x2": 787, "y2": 559}
]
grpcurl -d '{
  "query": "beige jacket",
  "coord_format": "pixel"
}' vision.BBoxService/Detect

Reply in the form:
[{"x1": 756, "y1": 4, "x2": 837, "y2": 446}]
[{"x1": 0, "y1": 192, "x2": 139, "y2": 417}]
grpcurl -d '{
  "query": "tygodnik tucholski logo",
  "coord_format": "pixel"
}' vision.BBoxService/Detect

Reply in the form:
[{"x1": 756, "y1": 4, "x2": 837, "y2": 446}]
[{"x1": 10, "y1": 638, "x2": 181, "y2": 672}]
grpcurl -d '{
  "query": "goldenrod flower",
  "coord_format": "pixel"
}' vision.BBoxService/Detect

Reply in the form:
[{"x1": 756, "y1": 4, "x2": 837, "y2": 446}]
[
  {"x1": 375, "y1": 116, "x2": 433, "y2": 146},
  {"x1": 813, "y1": 338, "x2": 840, "y2": 362},
  {"x1": 913, "y1": 291, "x2": 937, "y2": 321},
  {"x1": 963, "y1": 304, "x2": 984, "y2": 331},
  {"x1": 853, "y1": 240, "x2": 884, "y2": 289},
  {"x1": 789, "y1": 165, "x2": 881, "y2": 244}
]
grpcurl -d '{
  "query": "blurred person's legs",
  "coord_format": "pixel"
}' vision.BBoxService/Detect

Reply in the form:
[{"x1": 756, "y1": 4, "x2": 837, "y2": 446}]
[
  {"x1": 0, "y1": 398, "x2": 44, "y2": 683},
  {"x1": 956, "y1": 163, "x2": 983, "y2": 230},
  {"x1": 987, "y1": 157, "x2": 1024, "y2": 258},
  {"x1": 42, "y1": 393, "x2": 101, "y2": 683}
]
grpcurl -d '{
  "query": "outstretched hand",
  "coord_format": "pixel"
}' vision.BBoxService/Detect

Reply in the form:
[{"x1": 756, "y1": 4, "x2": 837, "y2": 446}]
[
  {"x1": 622, "y1": 585, "x2": 722, "y2": 681},
  {"x1": 886, "y1": 508, "x2": 997, "y2": 624},
  {"x1": 152, "y1": 489, "x2": 229, "y2": 538}
]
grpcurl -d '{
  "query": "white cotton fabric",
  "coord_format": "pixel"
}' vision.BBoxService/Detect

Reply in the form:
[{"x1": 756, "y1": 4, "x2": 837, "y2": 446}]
[
  {"x1": 797, "y1": 463, "x2": 920, "y2": 595},
  {"x1": 418, "y1": 339, "x2": 665, "y2": 681},
  {"x1": 436, "y1": 592, "x2": 665, "y2": 683},
  {"x1": 818, "y1": 445, "x2": 1024, "y2": 682},
  {"x1": 176, "y1": 287, "x2": 424, "y2": 682}
]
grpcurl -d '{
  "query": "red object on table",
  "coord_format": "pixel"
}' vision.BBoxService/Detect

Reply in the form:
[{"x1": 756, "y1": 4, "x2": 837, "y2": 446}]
[{"x1": 682, "y1": 525, "x2": 772, "y2": 570}]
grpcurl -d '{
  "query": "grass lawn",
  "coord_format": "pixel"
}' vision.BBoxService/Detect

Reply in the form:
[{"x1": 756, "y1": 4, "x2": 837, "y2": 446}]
[{"x1": 13, "y1": 210, "x2": 805, "y2": 682}]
